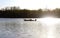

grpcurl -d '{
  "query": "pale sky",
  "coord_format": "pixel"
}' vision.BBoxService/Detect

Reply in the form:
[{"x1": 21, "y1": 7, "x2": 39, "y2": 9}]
[{"x1": 0, "y1": 0, "x2": 60, "y2": 10}]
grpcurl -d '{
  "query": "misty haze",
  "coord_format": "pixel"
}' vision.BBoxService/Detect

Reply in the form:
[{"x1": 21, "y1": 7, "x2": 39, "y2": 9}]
[{"x1": 0, "y1": 0, "x2": 60, "y2": 38}]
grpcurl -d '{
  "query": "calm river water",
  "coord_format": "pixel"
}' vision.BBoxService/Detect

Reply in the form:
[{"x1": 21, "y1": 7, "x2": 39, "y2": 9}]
[{"x1": 0, "y1": 18, "x2": 59, "y2": 38}]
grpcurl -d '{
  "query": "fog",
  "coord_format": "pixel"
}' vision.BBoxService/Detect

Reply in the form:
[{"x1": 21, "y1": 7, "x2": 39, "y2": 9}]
[{"x1": 0, "y1": 18, "x2": 59, "y2": 38}]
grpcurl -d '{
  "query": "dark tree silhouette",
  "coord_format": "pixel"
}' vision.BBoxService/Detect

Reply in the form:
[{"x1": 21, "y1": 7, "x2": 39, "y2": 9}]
[
  {"x1": 0, "y1": 7, "x2": 42, "y2": 18},
  {"x1": 0, "y1": 6, "x2": 60, "y2": 18}
]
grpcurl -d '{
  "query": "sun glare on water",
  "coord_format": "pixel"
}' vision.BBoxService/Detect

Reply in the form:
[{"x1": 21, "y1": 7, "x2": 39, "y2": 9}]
[
  {"x1": 38, "y1": 17, "x2": 60, "y2": 38},
  {"x1": 38, "y1": 17, "x2": 59, "y2": 25}
]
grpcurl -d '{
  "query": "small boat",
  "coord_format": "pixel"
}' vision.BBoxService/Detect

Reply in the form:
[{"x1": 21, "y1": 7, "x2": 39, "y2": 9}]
[{"x1": 24, "y1": 19, "x2": 36, "y2": 21}]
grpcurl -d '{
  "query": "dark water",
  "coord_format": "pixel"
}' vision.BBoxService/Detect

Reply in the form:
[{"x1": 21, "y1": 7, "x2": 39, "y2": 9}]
[{"x1": 0, "y1": 18, "x2": 59, "y2": 38}]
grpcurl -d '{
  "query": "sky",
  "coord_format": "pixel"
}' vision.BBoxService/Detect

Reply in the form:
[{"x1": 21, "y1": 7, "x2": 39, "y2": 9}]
[{"x1": 0, "y1": 0, "x2": 60, "y2": 10}]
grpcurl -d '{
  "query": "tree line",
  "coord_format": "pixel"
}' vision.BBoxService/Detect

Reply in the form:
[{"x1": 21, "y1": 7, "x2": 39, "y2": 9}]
[{"x1": 0, "y1": 7, "x2": 60, "y2": 18}]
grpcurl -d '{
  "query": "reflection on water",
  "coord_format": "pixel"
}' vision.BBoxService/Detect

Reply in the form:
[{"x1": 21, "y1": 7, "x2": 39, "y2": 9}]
[{"x1": 0, "y1": 18, "x2": 59, "y2": 38}]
